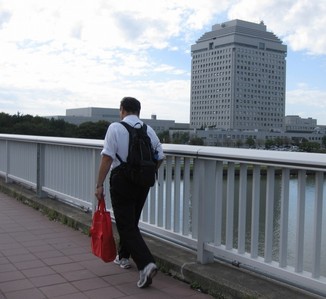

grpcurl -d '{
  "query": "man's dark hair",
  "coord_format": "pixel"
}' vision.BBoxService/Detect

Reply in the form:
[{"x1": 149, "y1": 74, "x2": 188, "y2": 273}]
[{"x1": 120, "y1": 97, "x2": 141, "y2": 115}]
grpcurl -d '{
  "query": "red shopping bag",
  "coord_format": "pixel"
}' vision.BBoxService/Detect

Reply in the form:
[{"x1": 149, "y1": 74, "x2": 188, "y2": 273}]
[{"x1": 90, "y1": 198, "x2": 116, "y2": 262}]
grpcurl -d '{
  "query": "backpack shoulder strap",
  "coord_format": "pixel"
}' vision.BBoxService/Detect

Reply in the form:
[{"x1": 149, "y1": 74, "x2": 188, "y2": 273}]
[
  {"x1": 120, "y1": 121, "x2": 147, "y2": 132},
  {"x1": 119, "y1": 121, "x2": 133, "y2": 133},
  {"x1": 141, "y1": 123, "x2": 147, "y2": 134},
  {"x1": 116, "y1": 122, "x2": 133, "y2": 163}
]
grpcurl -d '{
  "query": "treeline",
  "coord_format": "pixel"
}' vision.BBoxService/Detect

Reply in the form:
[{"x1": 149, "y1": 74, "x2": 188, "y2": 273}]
[
  {"x1": 2, "y1": 112, "x2": 324, "y2": 152},
  {"x1": 156, "y1": 130, "x2": 204, "y2": 145},
  {"x1": 0, "y1": 112, "x2": 109, "y2": 139},
  {"x1": 0, "y1": 112, "x2": 204, "y2": 145}
]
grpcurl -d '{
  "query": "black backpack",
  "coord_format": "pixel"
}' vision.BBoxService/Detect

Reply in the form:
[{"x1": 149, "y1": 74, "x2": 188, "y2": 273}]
[{"x1": 116, "y1": 121, "x2": 157, "y2": 187}]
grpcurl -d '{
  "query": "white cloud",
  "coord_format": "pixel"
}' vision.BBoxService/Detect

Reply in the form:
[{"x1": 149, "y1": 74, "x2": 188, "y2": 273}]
[
  {"x1": 0, "y1": 0, "x2": 206, "y2": 122},
  {"x1": 0, "y1": 0, "x2": 231, "y2": 51},
  {"x1": 286, "y1": 84, "x2": 326, "y2": 123},
  {"x1": 287, "y1": 83, "x2": 326, "y2": 107},
  {"x1": 228, "y1": 0, "x2": 326, "y2": 55},
  {"x1": 0, "y1": 0, "x2": 326, "y2": 125}
]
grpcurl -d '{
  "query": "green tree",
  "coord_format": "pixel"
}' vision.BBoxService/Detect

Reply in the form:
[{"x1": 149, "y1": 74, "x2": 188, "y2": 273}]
[
  {"x1": 76, "y1": 121, "x2": 109, "y2": 139},
  {"x1": 246, "y1": 136, "x2": 255, "y2": 148},
  {"x1": 189, "y1": 137, "x2": 204, "y2": 145},
  {"x1": 0, "y1": 112, "x2": 13, "y2": 133},
  {"x1": 235, "y1": 139, "x2": 243, "y2": 148},
  {"x1": 0, "y1": 112, "x2": 78, "y2": 137},
  {"x1": 274, "y1": 137, "x2": 283, "y2": 147},
  {"x1": 322, "y1": 135, "x2": 326, "y2": 149},
  {"x1": 283, "y1": 136, "x2": 291, "y2": 147},
  {"x1": 157, "y1": 130, "x2": 170, "y2": 143},
  {"x1": 299, "y1": 141, "x2": 321, "y2": 153},
  {"x1": 172, "y1": 132, "x2": 189, "y2": 144},
  {"x1": 265, "y1": 139, "x2": 274, "y2": 149}
]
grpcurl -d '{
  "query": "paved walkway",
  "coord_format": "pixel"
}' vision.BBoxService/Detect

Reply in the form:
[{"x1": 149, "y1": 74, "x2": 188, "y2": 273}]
[{"x1": 0, "y1": 192, "x2": 213, "y2": 299}]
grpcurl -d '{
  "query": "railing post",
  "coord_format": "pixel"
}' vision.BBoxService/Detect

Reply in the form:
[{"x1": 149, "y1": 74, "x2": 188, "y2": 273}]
[
  {"x1": 36, "y1": 143, "x2": 46, "y2": 197},
  {"x1": 226, "y1": 162, "x2": 235, "y2": 250},
  {"x1": 214, "y1": 161, "x2": 223, "y2": 246},
  {"x1": 157, "y1": 164, "x2": 164, "y2": 227},
  {"x1": 182, "y1": 158, "x2": 191, "y2": 235},
  {"x1": 251, "y1": 165, "x2": 260, "y2": 258},
  {"x1": 173, "y1": 156, "x2": 181, "y2": 233},
  {"x1": 5, "y1": 140, "x2": 11, "y2": 183},
  {"x1": 92, "y1": 149, "x2": 98, "y2": 214},
  {"x1": 279, "y1": 168, "x2": 290, "y2": 267},
  {"x1": 238, "y1": 163, "x2": 248, "y2": 254},
  {"x1": 165, "y1": 156, "x2": 173, "y2": 230},
  {"x1": 295, "y1": 169, "x2": 306, "y2": 273},
  {"x1": 265, "y1": 166, "x2": 275, "y2": 263},
  {"x1": 195, "y1": 158, "x2": 214, "y2": 264},
  {"x1": 312, "y1": 171, "x2": 323, "y2": 278}
]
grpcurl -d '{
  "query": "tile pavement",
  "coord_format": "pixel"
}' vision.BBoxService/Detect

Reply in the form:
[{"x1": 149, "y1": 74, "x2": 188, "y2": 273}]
[{"x1": 0, "y1": 192, "x2": 213, "y2": 299}]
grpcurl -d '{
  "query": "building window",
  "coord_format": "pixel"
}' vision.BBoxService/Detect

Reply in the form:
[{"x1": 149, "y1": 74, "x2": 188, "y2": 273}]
[{"x1": 258, "y1": 42, "x2": 265, "y2": 50}]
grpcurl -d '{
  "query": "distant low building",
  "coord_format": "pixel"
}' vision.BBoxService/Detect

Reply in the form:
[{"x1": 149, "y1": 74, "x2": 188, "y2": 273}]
[
  {"x1": 48, "y1": 107, "x2": 120, "y2": 125},
  {"x1": 66, "y1": 107, "x2": 120, "y2": 119},
  {"x1": 285, "y1": 115, "x2": 317, "y2": 133},
  {"x1": 195, "y1": 127, "x2": 325, "y2": 147},
  {"x1": 46, "y1": 107, "x2": 189, "y2": 133},
  {"x1": 46, "y1": 106, "x2": 325, "y2": 146}
]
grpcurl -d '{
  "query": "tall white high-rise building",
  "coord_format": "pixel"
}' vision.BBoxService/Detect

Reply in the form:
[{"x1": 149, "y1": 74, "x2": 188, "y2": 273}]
[{"x1": 190, "y1": 19, "x2": 287, "y2": 131}]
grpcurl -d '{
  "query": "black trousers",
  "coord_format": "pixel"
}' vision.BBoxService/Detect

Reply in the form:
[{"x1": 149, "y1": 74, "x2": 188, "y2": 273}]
[{"x1": 109, "y1": 167, "x2": 155, "y2": 270}]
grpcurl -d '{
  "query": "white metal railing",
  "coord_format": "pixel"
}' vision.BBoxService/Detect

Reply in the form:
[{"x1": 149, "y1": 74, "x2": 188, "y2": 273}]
[{"x1": 0, "y1": 134, "x2": 325, "y2": 296}]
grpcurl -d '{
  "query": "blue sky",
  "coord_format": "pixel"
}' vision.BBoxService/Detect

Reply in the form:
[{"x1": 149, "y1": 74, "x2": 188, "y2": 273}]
[{"x1": 0, "y1": 0, "x2": 326, "y2": 125}]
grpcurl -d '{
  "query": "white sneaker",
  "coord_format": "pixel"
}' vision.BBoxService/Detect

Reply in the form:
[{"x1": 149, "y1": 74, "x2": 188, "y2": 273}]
[
  {"x1": 137, "y1": 262, "x2": 158, "y2": 288},
  {"x1": 114, "y1": 255, "x2": 131, "y2": 269}
]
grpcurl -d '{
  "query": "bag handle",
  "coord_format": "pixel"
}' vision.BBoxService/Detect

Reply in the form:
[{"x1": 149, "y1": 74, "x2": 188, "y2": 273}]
[{"x1": 98, "y1": 197, "x2": 107, "y2": 213}]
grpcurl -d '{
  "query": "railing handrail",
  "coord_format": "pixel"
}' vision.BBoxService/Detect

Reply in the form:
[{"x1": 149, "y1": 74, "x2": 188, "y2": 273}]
[
  {"x1": 1, "y1": 134, "x2": 325, "y2": 171},
  {"x1": 163, "y1": 143, "x2": 326, "y2": 171},
  {"x1": 0, "y1": 133, "x2": 103, "y2": 149}
]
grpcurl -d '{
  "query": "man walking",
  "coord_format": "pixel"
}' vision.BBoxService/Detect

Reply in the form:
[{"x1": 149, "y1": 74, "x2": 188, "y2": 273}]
[{"x1": 95, "y1": 97, "x2": 164, "y2": 288}]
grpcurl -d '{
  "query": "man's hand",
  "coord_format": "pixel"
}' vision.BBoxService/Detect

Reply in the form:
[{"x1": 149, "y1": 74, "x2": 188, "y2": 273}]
[{"x1": 95, "y1": 185, "x2": 104, "y2": 201}]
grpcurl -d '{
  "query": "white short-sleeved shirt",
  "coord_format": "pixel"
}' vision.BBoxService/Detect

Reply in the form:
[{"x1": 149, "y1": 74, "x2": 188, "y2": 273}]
[{"x1": 101, "y1": 115, "x2": 164, "y2": 170}]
